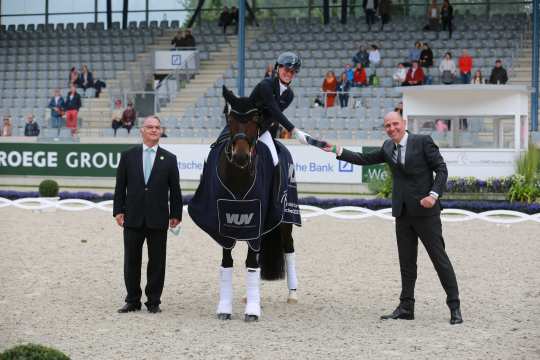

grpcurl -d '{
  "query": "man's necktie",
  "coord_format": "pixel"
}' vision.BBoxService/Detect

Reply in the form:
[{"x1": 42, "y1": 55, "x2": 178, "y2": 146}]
[
  {"x1": 144, "y1": 148, "x2": 154, "y2": 184},
  {"x1": 393, "y1": 144, "x2": 402, "y2": 165}
]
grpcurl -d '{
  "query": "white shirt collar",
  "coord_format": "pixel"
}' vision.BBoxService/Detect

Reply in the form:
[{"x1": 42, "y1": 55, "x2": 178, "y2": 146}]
[
  {"x1": 395, "y1": 132, "x2": 409, "y2": 147},
  {"x1": 143, "y1": 143, "x2": 159, "y2": 152},
  {"x1": 279, "y1": 81, "x2": 288, "y2": 96}
]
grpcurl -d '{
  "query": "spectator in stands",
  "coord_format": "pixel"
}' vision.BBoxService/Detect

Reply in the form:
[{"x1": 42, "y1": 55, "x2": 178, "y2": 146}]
[
  {"x1": 48, "y1": 88, "x2": 65, "y2": 129},
  {"x1": 93, "y1": 73, "x2": 106, "y2": 98},
  {"x1": 408, "y1": 41, "x2": 423, "y2": 65},
  {"x1": 439, "y1": 52, "x2": 457, "y2": 84},
  {"x1": 24, "y1": 114, "x2": 40, "y2": 137},
  {"x1": 161, "y1": 127, "x2": 168, "y2": 138},
  {"x1": 394, "y1": 101, "x2": 403, "y2": 116},
  {"x1": 344, "y1": 64, "x2": 354, "y2": 82},
  {"x1": 352, "y1": 45, "x2": 370, "y2": 68},
  {"x1": 111, "y1": 99, "x2": 124, "y2": 136},
  {"x1": 378, "y1": 0, "x2": 392, "y2": 30},
  {"x1": 419, "y1": 43, "x2": 434, "y2": 69},
  {"x1": 353, "y1": 63, "x2": 368, "y2": 87},
  {"x1": 121, "y1": 101, "x2": 137, "y2": 133},
  {"x1": 171, "y1": 29, "x2": 185, "y2": 47},
  {"x1": 321, "y1": 71, "x2": 338, "y2": 108},
  {"x1": 489, "y1": 60, "x2": 508, "y2": 84},
  {"x1": 369, "y1": 44, "x2": 381, "y2": 68},
  {"x1": 68, "y1": 66, "x2": 79, "y2": 87},
  {"x1": 458, "y1": 49, "x2": 473, "y2": 84},
  {"x1": 471, "y1": 70, "x2": 484, "y2": 84},
  {"x1": 425, "y1": 0, "x2": 440, "y2": 31},
  {"x1": 64, "y1": 84, "x2": 82, "y2": 137},
  {"x1": 184, "y1": 28, "x2": 196, "y2": 47},
  {"x1": 79, "y1": 64, "x2": 94, "y2": 94},
  {"x1": 1, "y1": 116, "x2": 13, "y2": 137},
  {"x1": 392, "y1": 63, "x2": 407, "y2": 85},
  {"x1": 218, "y1": 6, "x2": 231, "y2": 34},
  {"x1": 264, "y1": 64, "x2": 274, "y2": 78},
  {"x1": 337, "y1": 72, "x2": 352, "y2": 108},
  {"x1": 441, "y1": 0, "x2": 454, "y2": 38},
  {"x1": 363, "y1": 0, "x2": 379, "y2": 31},
  {"x1": 435, "y1": 119, "x2": 449, "y2": 133},
  {"x1": 402, "y1": 61, "x2": 424, "y2": 86},
  {"x1": 230, "y1": 6, "x2": 239, "y2": 34}
]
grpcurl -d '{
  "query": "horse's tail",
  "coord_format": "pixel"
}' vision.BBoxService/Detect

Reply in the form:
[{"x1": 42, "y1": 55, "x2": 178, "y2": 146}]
[{"x1": 259, "y1": 225, "x2": 285, "y2": 281}]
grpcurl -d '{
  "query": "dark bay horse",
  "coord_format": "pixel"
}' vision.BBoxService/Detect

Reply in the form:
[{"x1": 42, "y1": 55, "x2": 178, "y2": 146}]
[{"x1": 188, "y1": 87, "x2": 299, "y2": 322}]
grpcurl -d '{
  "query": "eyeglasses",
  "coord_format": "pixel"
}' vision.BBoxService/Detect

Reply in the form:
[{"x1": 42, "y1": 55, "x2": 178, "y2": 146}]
[{"x1": 143, "y1": 126, "x2": 161, "y2": 130}]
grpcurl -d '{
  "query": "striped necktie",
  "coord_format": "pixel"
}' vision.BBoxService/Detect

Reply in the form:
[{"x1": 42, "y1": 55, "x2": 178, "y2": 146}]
[{"x1": 393, "y1": 144, "x2": 402, "y2": 165}]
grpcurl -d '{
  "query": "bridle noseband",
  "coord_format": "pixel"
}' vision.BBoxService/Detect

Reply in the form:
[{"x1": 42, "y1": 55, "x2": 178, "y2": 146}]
[{"x1": 225, "y1": 109, "x2": 261, "y2": 170}]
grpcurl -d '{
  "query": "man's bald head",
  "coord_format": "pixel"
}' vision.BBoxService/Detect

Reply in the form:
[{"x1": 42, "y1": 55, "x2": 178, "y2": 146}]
[{"x1": 383, "y1": 111, "x2": 406, "y2": 144}]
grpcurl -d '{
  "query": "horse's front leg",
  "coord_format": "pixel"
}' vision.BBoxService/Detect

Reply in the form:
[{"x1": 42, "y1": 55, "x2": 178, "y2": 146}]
[
  {"x1": 217, "y1": 248, "x2": 234, "y2": 320},
  {"x1": 244, "y1": 246, "x2": 261, "y2": 322},
  {"x1": 281, "y1": 223, "x2": 298, "y2": 304}
]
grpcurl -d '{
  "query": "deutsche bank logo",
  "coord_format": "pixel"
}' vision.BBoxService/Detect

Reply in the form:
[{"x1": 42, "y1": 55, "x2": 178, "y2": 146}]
[
  {"x1": 171, "y1": 54, "x2": 182, "y2": 65},
  {"x1": 338, "y1": 160, "x2": 353, "y2": 172}
]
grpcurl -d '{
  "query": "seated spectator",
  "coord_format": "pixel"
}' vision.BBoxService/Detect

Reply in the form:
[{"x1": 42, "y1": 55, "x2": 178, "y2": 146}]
[
  {"x1": 353, "y1": 63, "x2": 368, "y2": 87},
  {"x1": 471, "y1": 70, "x2": 484, "y2": 84},
  {"x1": 24, "y1": 114, "x2": 40, "y2": 137},
  {"x1": 425, "y1": 0, "x2": 440, "y2": 31},
  {"x1": 419, "y1": 43, "x2": 433, "y2": 69},
  {"x1": 368, "y1": 44, "x2": 381, "y2": 68},
  {"x1": 321, "y1": 71, "x2": 338, "y2": 108},
  {"x1": 68, "y1": 66, "x2": 79, "y2": 87},
  {"x1": 111, "y1": 99, "x2": 124, "y2": 136},
  {"x1": 48, "y1": 88, "x2": 65, "y2": 129},
  {"x1": 408, "y1": 41, "x2": 423, "y2": 65},
  {"x1": 65, "y1": 84, "x2": 82, "y2": 137},
  {"x1": 352, "y1": 45, "x2": 370, "y2": 68},
  {"x1": 230, "y1": 6, "x2": 239, "y2": 34},
  {"x1": 337, "y1": 72, "x2": 352, "y2": 108},
  {"x1": 218, "y1": 6, "x2": 231, "y2": 34},
  {"x1": 93, "y1": 73, "x2": 106, "y2": 98},
  {"x1": 392, "y1": 63, "x2": 407, "y2": 85},
  {"x1": 264, "y1": 64, "x2": 274, "y2": 78},
  {"x1": 1, "y1": 116, "x2": 13, "y2": 136},
  {"x1": 394, "y1": 101, "x2": 403, "y2": 116},
  {"x1": 161, "y1": 127, "x2": 168, "y2": 138},
  {"x1": 78, "y1": 64, "x2": 94, "y2": 93},
  {"x1": 403, "y1": 61, "x2": 424, "y2": 86},
  {"x1": 439, "y1": 52, "x2": 457, "y2": 84},
  {"x1": 344, "y1": 64, "x2": 354, "y2": 82},
  {"x1": 458, "y1": 49, "x2": 473, "y2": 84},
  {"x1": 184, "y1": 28, "x2": 196, "y2": 47},
  {"x1": 489, "y1": 60, "x2": 508, "y2": 84},
  {"x1": 121, "y1": 101, "x2": 136, "y2": 133}
]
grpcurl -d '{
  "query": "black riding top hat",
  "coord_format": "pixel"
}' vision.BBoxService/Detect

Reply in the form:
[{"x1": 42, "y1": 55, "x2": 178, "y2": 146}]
[{"x1": 222, "y1": 85, "x2": 261, "y2": 122}]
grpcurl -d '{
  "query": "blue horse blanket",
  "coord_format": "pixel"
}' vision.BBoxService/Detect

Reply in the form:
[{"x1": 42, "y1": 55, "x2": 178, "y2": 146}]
[{"x1": 188, "y1": 140, "x2": 301, "y2": 251}]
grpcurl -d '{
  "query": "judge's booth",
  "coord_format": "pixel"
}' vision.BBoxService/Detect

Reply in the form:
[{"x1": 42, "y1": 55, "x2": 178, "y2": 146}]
[{"x1": 399, "y1": 85, "x2": 529, "y2": 179}]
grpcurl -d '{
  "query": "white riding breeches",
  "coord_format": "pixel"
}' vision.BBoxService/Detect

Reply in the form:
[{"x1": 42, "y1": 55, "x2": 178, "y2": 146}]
[{"x1": 259, "y1": 130, "x2": 279, "y2": 166}]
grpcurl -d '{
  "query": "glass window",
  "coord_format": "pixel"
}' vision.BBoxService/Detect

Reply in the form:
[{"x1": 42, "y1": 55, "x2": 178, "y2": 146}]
[{"x1": 1, "y1": 0, "x2": 45, "y2": 26}]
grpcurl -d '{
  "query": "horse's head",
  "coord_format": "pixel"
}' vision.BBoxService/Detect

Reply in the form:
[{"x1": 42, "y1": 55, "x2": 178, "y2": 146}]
[{"x1": 222, "y1": 86, "x2": 261, "y2": 169}]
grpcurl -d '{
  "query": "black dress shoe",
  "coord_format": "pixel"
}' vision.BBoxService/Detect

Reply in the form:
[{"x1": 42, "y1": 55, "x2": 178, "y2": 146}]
[
  {"x1": 147, "y1": 305, "x2": 162, "y2": 313},
  {"x1": 381, "y1": 306, "x2": 414, "y2": 320},
  {"x1": 450, "y1": 307, "x2": 463, "y2": 325},
  {"x1": 117, "y1": 303, "x2": 141, "y2": 313}
]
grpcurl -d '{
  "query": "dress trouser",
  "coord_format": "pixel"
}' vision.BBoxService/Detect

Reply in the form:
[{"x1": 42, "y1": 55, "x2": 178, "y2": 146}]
[
  {"x1": 123, "y1": 224, "x2": 167, "y2": 307},
  {"x1": 395, "y1": 208, "x2": 460, "y2": 310}
]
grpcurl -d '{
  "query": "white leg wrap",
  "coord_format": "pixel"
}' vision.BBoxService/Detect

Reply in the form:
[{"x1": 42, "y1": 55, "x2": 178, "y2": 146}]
[
  {"x1": 285, "y1": 252, "x2": 298, "y2": 290},
  {"x1": 217, "y1": 267, "x2": 233, "y2": 315},
  {"x1": 259, "y1": 130, "x2": 279, "y2": 166},
  {"x1": 244, "y1": 268, "x2": 261, "y2": 317}
]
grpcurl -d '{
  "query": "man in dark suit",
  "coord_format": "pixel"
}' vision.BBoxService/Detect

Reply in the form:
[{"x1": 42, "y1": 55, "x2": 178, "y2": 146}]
[
  {"x1": 113, "y1": 115, "x2": 182, "y2": 314},
  {"x1": 322, "y1": 111, "x2": 462, "y2": 324}
]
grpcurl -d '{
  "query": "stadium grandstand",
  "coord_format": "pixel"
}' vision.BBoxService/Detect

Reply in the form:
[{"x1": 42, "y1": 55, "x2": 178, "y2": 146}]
[{"x1": 0, "y1": 0, "x2": 538, "y2": 143}]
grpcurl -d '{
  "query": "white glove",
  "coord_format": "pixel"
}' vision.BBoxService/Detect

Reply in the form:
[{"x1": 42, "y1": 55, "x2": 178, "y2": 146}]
[{"x1": 293, "y1": 128, "x2": 309, "y2": 145}]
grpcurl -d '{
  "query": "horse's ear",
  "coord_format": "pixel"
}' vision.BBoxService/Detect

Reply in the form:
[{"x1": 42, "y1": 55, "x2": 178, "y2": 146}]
[{"x1": 222, "y1": 85, "x2": 237, "y2": 105}]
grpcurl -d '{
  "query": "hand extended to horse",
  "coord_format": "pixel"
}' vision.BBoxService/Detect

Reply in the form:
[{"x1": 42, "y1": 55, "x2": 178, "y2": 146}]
[{"x1": 321, "y1": 142, "x2": 343, "y2": 155}]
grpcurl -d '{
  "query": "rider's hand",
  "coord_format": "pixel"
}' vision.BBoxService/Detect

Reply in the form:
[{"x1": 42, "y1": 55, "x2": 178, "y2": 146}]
[{"x1": 292, "y1": 128, "x2": 309, "y2": 145}]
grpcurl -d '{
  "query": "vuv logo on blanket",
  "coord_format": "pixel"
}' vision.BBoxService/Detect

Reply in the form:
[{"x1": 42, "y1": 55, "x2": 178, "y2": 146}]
[{"x1": 225, "y1": 213, "x2": 255, "y2": 226}]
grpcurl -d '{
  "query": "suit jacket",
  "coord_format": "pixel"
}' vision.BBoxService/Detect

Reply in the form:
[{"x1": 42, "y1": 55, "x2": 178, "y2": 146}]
[
  {"x1": 113, "y1": 144, "x2": 183, "y2": 229},
  {"x1": 48, "y1": 96, "x2": 65, "y2": 117},
  {"x1": 64, "y1": 92, "x2": 82, "y2": 111},
  {"x1": 337, "y1": 132, "x2": 447, "y2": 217},
  {"x1": 249, "y1": 76, "x2": 294, "y2": 136}
]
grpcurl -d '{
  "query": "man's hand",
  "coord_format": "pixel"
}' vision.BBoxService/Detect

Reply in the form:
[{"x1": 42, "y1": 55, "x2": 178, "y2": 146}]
[
  {"x1": 115, "y1": 213, "x2": 125, "y2": 227},
  {"x1": 169, "y1": 218, "x2": 181, "y2": 229},
  {"x1": 420, "y1": 196, "x2": 436, "y2": 208},
  {"x1": 322, "y1": 143, "x2": 342, "y2": 155}
]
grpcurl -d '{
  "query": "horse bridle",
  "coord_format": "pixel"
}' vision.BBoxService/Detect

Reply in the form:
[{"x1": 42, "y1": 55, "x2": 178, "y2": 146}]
[{"x1": 224, "y1": 108, "x2": 261, "y2": 170}]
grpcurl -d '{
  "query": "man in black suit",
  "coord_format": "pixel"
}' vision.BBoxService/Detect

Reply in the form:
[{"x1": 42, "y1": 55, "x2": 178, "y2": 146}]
[
  {"x1": 113, "y1": 116, "x2": 182, "y2": 314},
  {"x1": 322, "y1": 111, "x2": 462, "y2": 324}
]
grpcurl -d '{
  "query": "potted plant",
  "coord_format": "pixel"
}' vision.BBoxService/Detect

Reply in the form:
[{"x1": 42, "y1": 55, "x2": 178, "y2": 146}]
[
  {"x1": 0, "y1": 343, "x2": 69, "y2": 359},
  {"x1": 38, "y1": 179, "x2": 60, "y2": 212}
]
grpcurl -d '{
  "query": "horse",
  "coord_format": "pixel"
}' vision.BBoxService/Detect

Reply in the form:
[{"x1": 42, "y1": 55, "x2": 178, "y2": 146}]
[{"x1": 188, "y1": 87, "x2": 301, "y2": 322}]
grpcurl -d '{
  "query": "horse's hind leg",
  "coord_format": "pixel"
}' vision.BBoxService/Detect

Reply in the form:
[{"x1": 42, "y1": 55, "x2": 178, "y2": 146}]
[
  {"x1": 217, "y1": 248, "x2": 233, "y2": 320},
  {"x1": 244, "y1": 246, "x2": 261, "y2": 322},
  {"x1": 281, "y1": 223, "x2": 298, "y2": 304}
]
